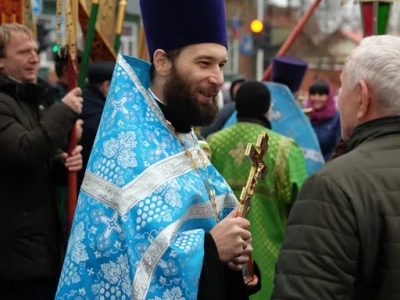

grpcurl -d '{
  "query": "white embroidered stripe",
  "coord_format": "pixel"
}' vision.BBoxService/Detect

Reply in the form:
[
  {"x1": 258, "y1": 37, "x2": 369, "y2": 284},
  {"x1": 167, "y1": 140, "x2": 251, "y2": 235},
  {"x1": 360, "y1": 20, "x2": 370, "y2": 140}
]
[
  {"x1": 81, "y1": 147, "x2": 209, "y2": 215},
  {"x1": 119, "y1": 55, "x2": 167, "y2": 124},
  {"x1": 301, "y1": 147, "x2": 325, "y2": 163},
  {"x1": 132, "y1": 203, "x2": 215, "y2": 299},
  {"x1": 217, "y1": 193, "x2": 239, "y2": 212}
]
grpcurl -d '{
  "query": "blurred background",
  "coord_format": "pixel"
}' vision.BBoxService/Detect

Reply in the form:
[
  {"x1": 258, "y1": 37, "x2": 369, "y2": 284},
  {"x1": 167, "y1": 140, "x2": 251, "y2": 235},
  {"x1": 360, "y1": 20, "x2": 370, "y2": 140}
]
[{"x1": 16, "y1": 0, "x2": 400, "y2": 94}]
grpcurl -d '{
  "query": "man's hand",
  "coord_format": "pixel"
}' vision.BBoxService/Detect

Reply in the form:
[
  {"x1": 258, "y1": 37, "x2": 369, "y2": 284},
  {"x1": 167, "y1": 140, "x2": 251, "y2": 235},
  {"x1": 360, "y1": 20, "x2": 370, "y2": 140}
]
[
  {"x1": 61, "y1": 145, "x2": 83, "y2": 171},
  {"x1": 227, "y1": 237, "x2": 253, "y2": 271},
  {"x1": 61, "y1": 87, "x2": 83, "y2": 114},
  {"x1": 210, "y1": 206, "x2": 252, "y2": 263},
  {"x1": 75, "y1": 119, "x2": 84, "y2": 142}
]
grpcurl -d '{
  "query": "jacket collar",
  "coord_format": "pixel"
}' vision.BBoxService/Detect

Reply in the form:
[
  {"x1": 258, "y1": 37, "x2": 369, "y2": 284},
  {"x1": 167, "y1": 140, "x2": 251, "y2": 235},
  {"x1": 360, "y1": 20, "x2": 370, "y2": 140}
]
[
  {"x1": 0, "y1": 74, "x2": 44, "y2": 104},
  {"x1": 84, "y1": 83, "x2": 106, "y2": 102},
  {"x1": 237, "y1": 117, "x2": 271, "y2": 129},
  {"x1": 347, "y1": 116, "x2": 400, "y2": 151}
]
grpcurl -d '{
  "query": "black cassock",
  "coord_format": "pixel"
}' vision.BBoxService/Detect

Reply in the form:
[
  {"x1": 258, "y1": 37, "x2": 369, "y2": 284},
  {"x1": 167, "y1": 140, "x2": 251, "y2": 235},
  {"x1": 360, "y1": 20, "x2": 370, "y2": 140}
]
[{"x1": 198, "y1": 234, "x2": 261, "y2": 300}]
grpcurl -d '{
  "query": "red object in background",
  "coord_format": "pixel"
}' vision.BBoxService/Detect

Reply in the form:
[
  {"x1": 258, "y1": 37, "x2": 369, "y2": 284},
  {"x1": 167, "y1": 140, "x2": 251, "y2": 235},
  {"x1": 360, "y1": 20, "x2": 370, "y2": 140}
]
[
  {"x1": 67, "y1": 53, "x2": 78, "y2": 234},
  {"x1": 361, "y1": 2, "x2": 374, "y2": 37},
  {"x1": 261, "y1": 0, "x2": 322, "y2": 81}
]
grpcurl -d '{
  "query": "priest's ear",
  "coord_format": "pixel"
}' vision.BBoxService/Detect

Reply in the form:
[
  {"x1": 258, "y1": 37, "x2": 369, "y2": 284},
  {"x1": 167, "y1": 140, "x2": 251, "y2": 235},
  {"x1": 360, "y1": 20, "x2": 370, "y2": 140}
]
[{"x1": 153, "y1": 49, "x2": 172, "y2": 77}]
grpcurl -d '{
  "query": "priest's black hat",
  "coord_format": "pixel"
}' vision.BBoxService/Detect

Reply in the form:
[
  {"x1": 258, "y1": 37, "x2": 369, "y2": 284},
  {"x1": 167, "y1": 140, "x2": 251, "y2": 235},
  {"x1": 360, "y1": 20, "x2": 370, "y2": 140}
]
[
  {"x1": 139, "y1": 0, "x2": 228, "y2": 60},
  {"x1": 271, "y1": 56, "x2": 308, "y2": 93}
]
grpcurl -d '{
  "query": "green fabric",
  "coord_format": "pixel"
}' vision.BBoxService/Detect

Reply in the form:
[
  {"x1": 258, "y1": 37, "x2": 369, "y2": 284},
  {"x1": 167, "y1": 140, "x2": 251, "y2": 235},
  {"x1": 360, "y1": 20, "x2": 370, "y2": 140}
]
[
  {"x1": 57, "y1": 186, "x2": 68, "y2": 218},
  {"x1": 207, "y1": 122, "x2": 308, "y2": 300}
]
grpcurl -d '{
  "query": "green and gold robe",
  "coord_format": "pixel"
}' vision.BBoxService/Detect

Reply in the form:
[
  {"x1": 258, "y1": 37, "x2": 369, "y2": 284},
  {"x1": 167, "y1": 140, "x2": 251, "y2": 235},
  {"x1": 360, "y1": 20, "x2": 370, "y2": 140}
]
[{"x1": 207, "y1": 122, "x2": 308, "y2": 300}]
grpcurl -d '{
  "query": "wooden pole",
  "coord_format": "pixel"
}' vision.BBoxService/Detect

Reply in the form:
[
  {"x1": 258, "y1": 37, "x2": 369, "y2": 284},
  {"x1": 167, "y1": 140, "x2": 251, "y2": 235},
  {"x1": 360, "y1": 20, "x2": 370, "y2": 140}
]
[
  {"x1": 137, "y1": 25, "x2": 149, "y2": 61},
  {"x1": 65, "y1": 0, "x2": 79, "y2": 234},
  {"x1": 114, "y1": 0, "x2": 127, "y2": 53}
]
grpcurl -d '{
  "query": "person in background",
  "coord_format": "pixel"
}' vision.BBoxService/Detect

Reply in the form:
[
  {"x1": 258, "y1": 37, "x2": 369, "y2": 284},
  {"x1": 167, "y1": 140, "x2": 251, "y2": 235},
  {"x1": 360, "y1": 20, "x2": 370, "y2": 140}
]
[
  {"x1": 306, "y1": 80, "x2": 341, "y2": 161},
  {"x1": 46, "y1": 66, "x2": 58, "y2": 86},
  {"x1": 272, "y1": 34, "x2": 400, "y2": 300},
  {"x1": 200, "y1": 75, "x2": 246, "y2": 138},
  {"x1": 50, "y1": 49, "x2": 84, "y2": 241},
  {"x1": 53, "y1": 47, "x2": 83, "y2": 103},
  {"x1": 208, "y1": 81, "x2": 308, "y2": 300},
  {"x1": 271, "y1": 56, "x2": 308, "y2": 97},
  {"x1": 0, "y1": 23, "x2": 83, "y2": 300},
  {"x1": 79, "y1": 60, "x2": 116, "y2": 187}
]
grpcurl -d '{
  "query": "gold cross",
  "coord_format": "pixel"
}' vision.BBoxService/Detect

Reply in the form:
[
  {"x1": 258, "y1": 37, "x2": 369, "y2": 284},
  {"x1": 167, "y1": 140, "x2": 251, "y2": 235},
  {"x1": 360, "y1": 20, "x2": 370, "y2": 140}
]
[
  {"x1": 238, "y1": 132, "x2": 269, "y2": 219},
  {"x1": 236, "y1": 132, "x2": 269, "y2": 285}
]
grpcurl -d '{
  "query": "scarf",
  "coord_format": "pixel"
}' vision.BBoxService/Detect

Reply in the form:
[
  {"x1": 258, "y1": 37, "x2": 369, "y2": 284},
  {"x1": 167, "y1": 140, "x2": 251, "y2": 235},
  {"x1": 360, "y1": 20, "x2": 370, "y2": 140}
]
[{"x1": 306, "y1": 83, "x2": 337, "y2": 126}]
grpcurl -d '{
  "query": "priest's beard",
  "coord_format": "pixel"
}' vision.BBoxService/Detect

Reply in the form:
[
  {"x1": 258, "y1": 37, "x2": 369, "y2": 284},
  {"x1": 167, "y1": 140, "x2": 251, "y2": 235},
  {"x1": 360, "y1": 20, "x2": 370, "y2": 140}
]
[{"x1": 163, "y1": 65, "x2": 219, "y2": 127}]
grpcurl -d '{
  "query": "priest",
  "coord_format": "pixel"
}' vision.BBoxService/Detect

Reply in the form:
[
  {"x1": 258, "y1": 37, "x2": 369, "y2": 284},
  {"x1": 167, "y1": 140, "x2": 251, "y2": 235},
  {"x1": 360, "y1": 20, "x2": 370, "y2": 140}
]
[{"x1": 55, "y1": 0, "x2": 261, "y2": 299}]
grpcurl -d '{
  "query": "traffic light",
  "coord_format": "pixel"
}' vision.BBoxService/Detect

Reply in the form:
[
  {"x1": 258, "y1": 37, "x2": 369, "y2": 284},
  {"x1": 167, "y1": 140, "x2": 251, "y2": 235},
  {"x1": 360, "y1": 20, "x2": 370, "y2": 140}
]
[
  {"x1": 250, "y1": 19, "x2": 264, "y2": 34},
  {"x1": 52, "y1": 44, "x2": 60, "y2": 53},
  {"x1": 250, "y1": 19, "x2": 272, "y2": 50}
]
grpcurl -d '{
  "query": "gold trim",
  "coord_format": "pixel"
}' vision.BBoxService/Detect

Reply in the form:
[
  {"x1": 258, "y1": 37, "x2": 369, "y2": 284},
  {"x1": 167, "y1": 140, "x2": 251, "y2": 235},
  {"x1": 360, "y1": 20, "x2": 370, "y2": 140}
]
[
  {"x1": 115, "y1": 0, "x2": 127, "y2": 35},
  {"x1": 78, "y1": 0, "x2": 117, "y2": 60}
]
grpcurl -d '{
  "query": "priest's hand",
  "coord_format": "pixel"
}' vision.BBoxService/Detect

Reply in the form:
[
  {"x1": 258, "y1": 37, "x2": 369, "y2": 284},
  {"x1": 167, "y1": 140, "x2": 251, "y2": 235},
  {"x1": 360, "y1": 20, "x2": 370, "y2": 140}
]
[
  {"x1": 210, "y1": 206, "x2": 251, "y2": 263},
  {"x1": 227, "y1": 237, "x2": 253, "y2": 271}
]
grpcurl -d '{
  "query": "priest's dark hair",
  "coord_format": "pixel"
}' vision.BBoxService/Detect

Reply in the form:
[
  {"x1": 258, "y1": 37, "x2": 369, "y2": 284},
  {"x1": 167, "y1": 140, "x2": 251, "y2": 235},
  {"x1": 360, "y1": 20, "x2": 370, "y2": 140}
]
[{"x1": 149, "y1": 48, "x2": 181, "y2": 83}]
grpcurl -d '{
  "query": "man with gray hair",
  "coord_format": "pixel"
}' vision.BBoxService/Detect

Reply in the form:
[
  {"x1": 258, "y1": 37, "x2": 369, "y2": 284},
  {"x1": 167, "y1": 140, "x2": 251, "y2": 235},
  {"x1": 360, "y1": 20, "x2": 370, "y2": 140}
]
[{"x1": 271, "y1": 35, "x2": 400, "y2": 299}]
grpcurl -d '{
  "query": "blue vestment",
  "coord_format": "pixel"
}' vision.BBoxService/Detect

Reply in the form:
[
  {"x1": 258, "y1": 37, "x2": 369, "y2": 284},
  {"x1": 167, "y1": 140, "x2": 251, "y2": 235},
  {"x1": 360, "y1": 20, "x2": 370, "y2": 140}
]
[
  {"x1": 223, "y1": 82, "x2": 324, "y2": 175},
  {"x1": 55, "y1": 55, "x2": 238, "y2": 300}
]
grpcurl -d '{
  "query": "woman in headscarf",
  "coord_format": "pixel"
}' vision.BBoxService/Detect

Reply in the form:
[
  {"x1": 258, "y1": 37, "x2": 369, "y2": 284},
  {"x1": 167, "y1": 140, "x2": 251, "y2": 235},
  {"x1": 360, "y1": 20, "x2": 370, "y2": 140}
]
[{"x1": 306, "y1": 80, "x2": 341, "y2": 162}]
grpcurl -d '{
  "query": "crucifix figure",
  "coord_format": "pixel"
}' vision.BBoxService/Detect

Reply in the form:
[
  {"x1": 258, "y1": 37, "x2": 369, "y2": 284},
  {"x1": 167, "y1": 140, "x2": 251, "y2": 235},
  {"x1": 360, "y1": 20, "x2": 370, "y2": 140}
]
[
  {"x1": 238, "y1": 132, "x2": 269, "y2": 219},
  {"x1": 236, "y1": 131, "x2": 269, "y2": 286}
]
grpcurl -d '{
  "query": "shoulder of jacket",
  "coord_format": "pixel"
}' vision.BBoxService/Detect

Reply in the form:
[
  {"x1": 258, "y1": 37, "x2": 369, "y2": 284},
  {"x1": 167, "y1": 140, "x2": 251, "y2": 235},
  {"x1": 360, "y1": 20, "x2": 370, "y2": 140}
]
[{"x1": 0, "y1": 92, "x2": 17, "y2": 109}]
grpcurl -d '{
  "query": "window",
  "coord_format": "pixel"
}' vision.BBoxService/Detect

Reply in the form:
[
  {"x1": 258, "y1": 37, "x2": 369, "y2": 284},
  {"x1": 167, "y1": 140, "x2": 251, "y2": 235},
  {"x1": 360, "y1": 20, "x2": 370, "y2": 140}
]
[
  {"x1": 224, "y1": 36, "x2": 240, "y2": 76},
  {"x1": 119, "y1": 22, "x2": 138, "y2": 57}
]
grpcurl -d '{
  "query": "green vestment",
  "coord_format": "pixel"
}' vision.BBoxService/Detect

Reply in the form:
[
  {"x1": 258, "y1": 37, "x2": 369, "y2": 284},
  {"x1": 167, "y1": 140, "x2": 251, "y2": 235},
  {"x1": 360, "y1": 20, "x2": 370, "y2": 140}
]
[{"x1": 207, "y1": 122, "x2": 308, "y2": 300}]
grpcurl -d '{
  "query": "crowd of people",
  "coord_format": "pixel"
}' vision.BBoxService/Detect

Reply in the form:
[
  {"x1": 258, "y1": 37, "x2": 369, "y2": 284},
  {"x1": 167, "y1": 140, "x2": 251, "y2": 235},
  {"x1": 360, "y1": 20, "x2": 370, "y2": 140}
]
[{"x1": 1, "y1": 0, "x2": 400, "y2": 299}]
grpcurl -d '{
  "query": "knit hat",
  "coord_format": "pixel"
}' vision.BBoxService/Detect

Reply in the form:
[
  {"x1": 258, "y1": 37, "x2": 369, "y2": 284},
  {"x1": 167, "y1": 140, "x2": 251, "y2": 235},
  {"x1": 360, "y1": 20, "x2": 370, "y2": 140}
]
[
  {"x1": 87, "y1": 61, "x2": 116, "y2": 84},
  {"x1": 235, "y1": 81, "x2": 271, "y2": 119}
]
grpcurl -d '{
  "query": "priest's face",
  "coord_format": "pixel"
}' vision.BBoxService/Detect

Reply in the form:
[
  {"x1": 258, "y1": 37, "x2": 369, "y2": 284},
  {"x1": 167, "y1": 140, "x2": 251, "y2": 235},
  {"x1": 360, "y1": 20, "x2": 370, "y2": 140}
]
[{"x1": 163, "y1": 43, "x2": 227, "y2": 126}]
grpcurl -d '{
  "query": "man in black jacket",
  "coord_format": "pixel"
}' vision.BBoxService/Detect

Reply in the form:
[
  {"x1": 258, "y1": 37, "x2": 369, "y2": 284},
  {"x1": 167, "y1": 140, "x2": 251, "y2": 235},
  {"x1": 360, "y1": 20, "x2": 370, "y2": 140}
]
[
  {"x1": 272, "y1": 35, "x2": 400, "y2": 300},
  {"x1": 0, "y1": 23, "x2": 84, "y2": 299}
]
